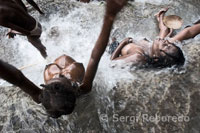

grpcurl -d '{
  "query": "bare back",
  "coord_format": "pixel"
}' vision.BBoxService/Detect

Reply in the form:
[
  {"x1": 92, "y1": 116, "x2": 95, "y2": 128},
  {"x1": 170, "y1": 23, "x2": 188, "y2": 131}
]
[{"x1": 44, "y1": 55, "x2": 85, "y2": 84}]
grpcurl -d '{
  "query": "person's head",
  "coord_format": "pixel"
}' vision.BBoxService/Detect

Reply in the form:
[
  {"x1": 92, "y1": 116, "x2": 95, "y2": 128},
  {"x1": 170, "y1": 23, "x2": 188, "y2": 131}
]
[
  {"x1": 39, "y1": 77, "x2": 79, "y2": 118},
  {"x1": 150, "y1": 39, "x2": 185, "y2": 68}
]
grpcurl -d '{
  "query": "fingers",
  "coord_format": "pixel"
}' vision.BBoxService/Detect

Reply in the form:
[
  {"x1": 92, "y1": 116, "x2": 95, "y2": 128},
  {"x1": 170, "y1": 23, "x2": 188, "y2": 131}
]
[{"x1": 154, "y1": 7, "x2": 169, "y2": 17}]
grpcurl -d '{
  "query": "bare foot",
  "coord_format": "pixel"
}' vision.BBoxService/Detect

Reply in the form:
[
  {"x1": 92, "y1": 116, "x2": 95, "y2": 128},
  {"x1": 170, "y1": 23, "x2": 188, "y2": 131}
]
[{"x1": 154, "y1": 8, "x2": 169, "y2": 22}]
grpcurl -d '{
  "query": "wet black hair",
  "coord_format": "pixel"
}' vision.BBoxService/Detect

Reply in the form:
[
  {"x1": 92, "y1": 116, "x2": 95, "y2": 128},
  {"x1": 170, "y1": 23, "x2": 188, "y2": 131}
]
[
  {"x1": 145, "y1": 44, "x2": 185, "y2": 68},
  {"x1": 39, "y1": 81, "x2": 77, "y2": 118}
]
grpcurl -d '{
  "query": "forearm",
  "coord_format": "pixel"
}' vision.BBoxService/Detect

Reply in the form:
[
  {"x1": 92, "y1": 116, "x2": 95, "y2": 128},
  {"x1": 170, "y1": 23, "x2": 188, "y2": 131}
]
[
  {"x1": 0, "y1": 60, "x2": 41, "y2": 102},
  {"x1": 172, "y1": 23, "x2": 200, "y2": 42},
  {"x1": 157, "y1": 12, "x2": 171, "y2": 39},
  {"x1": 110, "y1": 38, "x2": 129, "y2": 60},
  {"x1": 159, "y1": 28, "x2": 170, "y2": 39},
  {"x1": 158, "y1": 19, "x2": 170, "y2": 39},
  {"x1": 82, "y1": 15, "x2": 115, "y2": 92}
]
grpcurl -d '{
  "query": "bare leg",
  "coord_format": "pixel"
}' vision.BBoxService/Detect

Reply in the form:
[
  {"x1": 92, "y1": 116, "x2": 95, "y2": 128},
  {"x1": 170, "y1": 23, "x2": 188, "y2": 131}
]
[{"x1": 27, "y1": 36, "x2": 47, "y2": 58}]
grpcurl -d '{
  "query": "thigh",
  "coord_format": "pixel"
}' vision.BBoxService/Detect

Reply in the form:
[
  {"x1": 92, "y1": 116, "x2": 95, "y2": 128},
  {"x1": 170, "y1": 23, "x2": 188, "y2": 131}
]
[{"x1": 0, "y1": 4, "x2": 34, "y2": 30}]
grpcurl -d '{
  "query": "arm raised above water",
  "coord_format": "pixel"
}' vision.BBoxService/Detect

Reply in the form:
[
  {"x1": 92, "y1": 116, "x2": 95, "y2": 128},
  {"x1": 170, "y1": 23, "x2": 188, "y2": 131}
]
[{"x1": 79, "y1": 0, "x2": 128, "y2": 94}]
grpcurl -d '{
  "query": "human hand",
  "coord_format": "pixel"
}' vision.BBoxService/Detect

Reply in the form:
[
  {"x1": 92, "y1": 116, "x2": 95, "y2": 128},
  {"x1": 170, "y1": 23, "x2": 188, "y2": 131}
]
[
  {"x1": 106, "y1": 0, "x2": 128, "y2": 17},
  {"x1": 154, "y1": 7, "x2": 169, "y2": 17}
]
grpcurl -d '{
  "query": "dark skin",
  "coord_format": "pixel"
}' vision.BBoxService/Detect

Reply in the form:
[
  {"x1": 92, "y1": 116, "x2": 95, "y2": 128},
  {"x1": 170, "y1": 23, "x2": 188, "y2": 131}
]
[
  {"x1": 0, "y1": 0, "x2": 47, "y2": 58},
  {"x1": 44, "y1": 55, "x2": 85, "y2": 85},
  {"x1": 0, "y1": 60, "x2": 41, "y2": 103},
  {"x1": 111, "y1": 8, "x2": 200, "y2": 64},
  {"x1": 14, "y1": 0, "x2": 44, "y2": 14},
  {"x1": 0, "y1": 0, "x2": 127, "y2": 107}
]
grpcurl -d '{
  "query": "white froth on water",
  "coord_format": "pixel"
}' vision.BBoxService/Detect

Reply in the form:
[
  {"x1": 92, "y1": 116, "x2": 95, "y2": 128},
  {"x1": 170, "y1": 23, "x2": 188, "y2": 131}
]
[{"x1": 134, "y1": 0, "x2": 171, "y2": 5}]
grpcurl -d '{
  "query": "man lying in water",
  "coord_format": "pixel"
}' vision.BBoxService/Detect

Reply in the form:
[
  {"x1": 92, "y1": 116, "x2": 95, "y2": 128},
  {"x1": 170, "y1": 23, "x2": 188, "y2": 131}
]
[
  {"x1": 0, "y1": 0, "x2": 128, "y2": 118},
  {"x1": 0, "y1": 0, "x2": 47, "y2": 58},
  {"x1": 111, "y1": 8, "x2": 200, "y2": 68}
]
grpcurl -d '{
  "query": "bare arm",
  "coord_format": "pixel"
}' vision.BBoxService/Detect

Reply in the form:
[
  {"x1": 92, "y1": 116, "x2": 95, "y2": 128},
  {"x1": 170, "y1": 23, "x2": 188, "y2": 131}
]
[
  {"x1": 15, "y1": 0, "x2": 27, "y2": 12},
  {"x1": 111, "y1": 37, "x2": 132, "y2": 60},
  {"x1": 6, "y1": 22, "x2": 31, "y2": 35},
  {"x1": 171, "y1": 23, "x2": 200, "y2": 42},
  {"x1": 0, "y1": 60, "x2": 41, "y2": 103},
  {"x1": 111, "y1": 53, "x2": 145, "y2": 65},
  {"x1": 155, "y1": 8, "x2": 172, "y2": 39},
  {"x1": 26, "y1": 0, "x2": 44, "y2": 14},
  {"x1": 80, "y1": 0, "x2": 127, "y2": 93}
]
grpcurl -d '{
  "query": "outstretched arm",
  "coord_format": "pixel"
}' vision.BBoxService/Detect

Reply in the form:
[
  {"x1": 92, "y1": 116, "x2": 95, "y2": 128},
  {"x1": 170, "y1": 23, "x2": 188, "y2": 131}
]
[
  {"x1": 26, "y1": 0, "x2": 44, "y2": 14},
  {"x1": 171, "y1": 23, "x2": 200, "y2": 42},
  {"x1": 80, "y1": 0, "x2": 127, "y2": 93},
  {"x1": 0, "y1": 60, "x2": 41, "y2": 103}
]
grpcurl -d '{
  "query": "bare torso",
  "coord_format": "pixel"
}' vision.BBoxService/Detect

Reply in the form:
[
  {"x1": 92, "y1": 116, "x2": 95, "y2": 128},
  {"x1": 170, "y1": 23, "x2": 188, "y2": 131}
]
[
  {"x1": 44, "y1": 55, "x2": 85, "y2": 84},
  {"x1": 121, "y1": 39, "x2": 151, "y2": 56}
]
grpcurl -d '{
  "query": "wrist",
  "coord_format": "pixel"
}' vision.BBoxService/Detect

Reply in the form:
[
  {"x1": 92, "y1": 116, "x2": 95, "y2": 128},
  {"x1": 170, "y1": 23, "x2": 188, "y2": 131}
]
[{"x1": 104, "y1": 14, "x2": 115, "y2": 21}]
